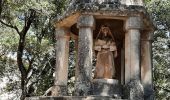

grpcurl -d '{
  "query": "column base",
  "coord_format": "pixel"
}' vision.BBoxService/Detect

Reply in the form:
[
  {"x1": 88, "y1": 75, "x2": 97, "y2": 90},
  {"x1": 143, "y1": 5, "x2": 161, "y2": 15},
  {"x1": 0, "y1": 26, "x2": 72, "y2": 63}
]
[
  {"x1": 74, "y1": 81, "x2": 92, "y2": 96},
  {"x1": 144, "y1": 87, "x2": 154, "y2": 100},
  {"x1": 123, "y1": 80, "x2": 144, "y2": 100},
  {"x1": 92, "y1": 79, "x2": 122, "y2": 98},
  {"x1": 51, "y1": 85, "x2": 67, "y2": 96}
]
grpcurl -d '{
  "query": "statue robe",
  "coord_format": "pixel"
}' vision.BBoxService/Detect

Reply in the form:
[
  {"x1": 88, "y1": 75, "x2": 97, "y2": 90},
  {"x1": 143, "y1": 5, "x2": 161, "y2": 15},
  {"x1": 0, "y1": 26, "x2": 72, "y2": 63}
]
[{"x1": 94, "y1": 39, "x2": 117, "y2": 79}]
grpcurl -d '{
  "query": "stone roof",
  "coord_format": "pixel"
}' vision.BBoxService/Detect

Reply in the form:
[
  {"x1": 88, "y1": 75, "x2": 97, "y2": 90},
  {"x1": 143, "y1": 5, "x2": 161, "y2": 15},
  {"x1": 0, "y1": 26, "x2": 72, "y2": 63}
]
[
  {"x1": 55, "y1": 0, "x2": 143, "y2": 20},
  {"x1": 53, "y1": 0, "x2": 155, "y2": 32}
]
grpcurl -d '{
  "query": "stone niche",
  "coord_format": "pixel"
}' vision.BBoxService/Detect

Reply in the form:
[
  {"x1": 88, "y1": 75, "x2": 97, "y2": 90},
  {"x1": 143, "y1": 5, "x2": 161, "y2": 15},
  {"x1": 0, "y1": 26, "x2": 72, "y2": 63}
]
[
  {"x1": 26, "y1": 0, "x2": 155, "y2": 100},
  {"x1": 71, "y1": 19, "x2": 125, "y2": 98},
  {"x1": 71, "y1": 18, "x2": 125, "y2": 80}
]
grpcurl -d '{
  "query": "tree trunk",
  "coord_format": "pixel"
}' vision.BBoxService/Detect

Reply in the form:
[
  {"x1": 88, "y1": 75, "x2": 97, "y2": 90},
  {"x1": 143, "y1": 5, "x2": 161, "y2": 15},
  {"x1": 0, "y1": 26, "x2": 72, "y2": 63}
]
[
  {"x1": 0, "y1": 7, "x2": 35, "y2": 100},
  {"x1": 20, "y1": 77, "x2": 26, "y2": 100},
  {"x1": 0, "y1": 0, "x2": 2, "y2": 15},
  {"x1": 17, "y1": 36, "x2": 28, "y2": 100}
]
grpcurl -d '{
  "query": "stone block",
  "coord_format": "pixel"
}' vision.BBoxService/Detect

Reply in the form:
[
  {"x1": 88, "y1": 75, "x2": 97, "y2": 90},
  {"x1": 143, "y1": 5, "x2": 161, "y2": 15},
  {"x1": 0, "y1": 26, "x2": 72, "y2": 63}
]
[
  {"x1": 125, "y1": 17, "x2": 143, "y2": 30},
  {"x1": 25, "y1": 96, "x2": 127, "y2": 100},
  {"x1": 92, "y1": 79, "x2": 122, "y2": 98},
  {"x1": 123, "y1": 80, "x2": 144, "y2": 100}
]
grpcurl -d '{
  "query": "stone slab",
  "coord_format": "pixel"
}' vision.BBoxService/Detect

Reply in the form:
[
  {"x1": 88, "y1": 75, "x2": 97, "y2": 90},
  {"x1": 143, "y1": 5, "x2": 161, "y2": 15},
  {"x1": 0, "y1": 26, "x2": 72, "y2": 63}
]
[
  {"x1": 25, "y1": 96, "x2": 127, "y2": 100},
  {"x1": 92, "y1": 79, "x2": 122, "y2": 98}
]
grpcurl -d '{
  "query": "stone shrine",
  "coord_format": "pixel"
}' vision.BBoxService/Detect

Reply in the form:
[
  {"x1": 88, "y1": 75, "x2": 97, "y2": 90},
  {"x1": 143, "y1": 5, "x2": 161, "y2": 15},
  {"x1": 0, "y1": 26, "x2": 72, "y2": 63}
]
[{"x1": 26, "y1": 0, "x2": 155, "y2": 100}]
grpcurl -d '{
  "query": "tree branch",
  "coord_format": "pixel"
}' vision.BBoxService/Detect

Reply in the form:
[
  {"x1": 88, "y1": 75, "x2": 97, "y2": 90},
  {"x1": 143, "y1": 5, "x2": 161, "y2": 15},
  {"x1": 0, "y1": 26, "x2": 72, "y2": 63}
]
[
  {"x1": 0, "y1": 20, "x2": 20, "y2": 34},
  {"x1": 163, "y1": 88, "x2": 170, "y2": 92},
  {"x1": 0, "y1": 0, "x2": 20, "y2": 34},
  {"x1": 27, "y1": 57, "x2": 34, "y2": 74},
  {"x1": 0, "y1": 0, "x2": 2, "y2": 16},
  {"x1": 17, "y1": 9, "x2": 37, "y2": 83},
  {"x1": 21, "y1": 9, "x2": 36, "y2": 37}
]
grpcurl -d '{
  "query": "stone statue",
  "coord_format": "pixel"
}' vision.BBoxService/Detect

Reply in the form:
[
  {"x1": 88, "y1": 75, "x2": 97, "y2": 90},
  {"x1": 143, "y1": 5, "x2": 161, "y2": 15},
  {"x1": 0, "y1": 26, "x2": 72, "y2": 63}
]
[{"x1": 94, "y1": 25, "x2": 117, "y2": 79}]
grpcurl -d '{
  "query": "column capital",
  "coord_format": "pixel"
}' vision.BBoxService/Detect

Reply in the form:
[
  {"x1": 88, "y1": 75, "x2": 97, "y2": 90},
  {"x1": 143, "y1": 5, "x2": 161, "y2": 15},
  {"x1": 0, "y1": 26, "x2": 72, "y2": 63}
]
[
  {"x1": 55, "y1": 27, "x2": 70, "y2": 40},
  {"x1": 125, "y1": 16, "x2": 143, "y2": 30},
  {"x1": 141, "y1": 32, "x2": 154, "y2": 41},
  {"x1": 77, "y1": 15, "x2": 95, "y2": 29}
]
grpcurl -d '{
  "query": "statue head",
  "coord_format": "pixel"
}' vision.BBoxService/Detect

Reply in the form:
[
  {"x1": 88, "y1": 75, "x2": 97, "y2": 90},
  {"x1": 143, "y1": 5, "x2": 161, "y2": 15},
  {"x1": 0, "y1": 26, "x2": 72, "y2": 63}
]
[
  {"x1": 96, "y1": 25, "x2": 115, "y2": 42},
  {"x1": 101, "y1": 25, "x2": 110, "y2": 36}
]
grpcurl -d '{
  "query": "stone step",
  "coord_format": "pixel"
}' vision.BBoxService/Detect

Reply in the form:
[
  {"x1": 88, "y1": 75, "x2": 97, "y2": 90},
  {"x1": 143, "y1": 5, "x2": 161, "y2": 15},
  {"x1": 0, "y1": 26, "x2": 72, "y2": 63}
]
[{"x1": 25, "y1": 96, "x2": 127, "y2": 100}]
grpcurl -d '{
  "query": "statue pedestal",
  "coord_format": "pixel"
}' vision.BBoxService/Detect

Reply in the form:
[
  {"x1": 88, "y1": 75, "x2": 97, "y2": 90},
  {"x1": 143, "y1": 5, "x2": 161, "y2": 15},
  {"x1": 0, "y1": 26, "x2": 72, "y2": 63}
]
[
  {"x1": 25, "y1": 96, "x2": 126, "y2": 100},
  {"x1": 92, "y1": 79, "x2": 122, "y2": 98}
]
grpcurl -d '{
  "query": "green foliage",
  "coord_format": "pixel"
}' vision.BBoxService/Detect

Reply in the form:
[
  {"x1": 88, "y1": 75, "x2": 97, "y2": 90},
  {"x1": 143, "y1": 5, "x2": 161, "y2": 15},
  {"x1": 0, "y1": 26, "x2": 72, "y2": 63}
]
[
  {"x1": 0, "y1": 0, "x2": 67, "y2": 99},
  {"x1": 0, "y1": 26, "x2": 18, "y2": 77},
  {"x1": 146, "y1": 0, "x2": 170, "y2": 99}
]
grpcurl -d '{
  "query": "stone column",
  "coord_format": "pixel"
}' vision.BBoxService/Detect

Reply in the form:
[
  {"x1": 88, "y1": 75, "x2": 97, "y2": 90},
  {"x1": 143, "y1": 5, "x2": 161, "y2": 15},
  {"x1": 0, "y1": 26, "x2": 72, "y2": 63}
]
[
  {"x1": 121, "y1": 47, "x2": 125, "y2": 85},
  {"x1": 125, "y1": 31, "x2": 131, "y2": 84},
  {"x1": 141, "y1": 32, "x2": 154, "y2": 100},
  {"x1": 52, "y1": 28, "x2": 70, "y2": 96},
  {"x1": 74, "y1": 38, "x2": 79, "y2": 80},
  {"x1": 75, "y1": 15, "x2": 95, "y2": 96},
  {"x1": 125, "y1": 16, "x2": 143, "y2": 82},
  {"x1": 125, "y1": 17, "x2": 144, "y2": 100}
]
